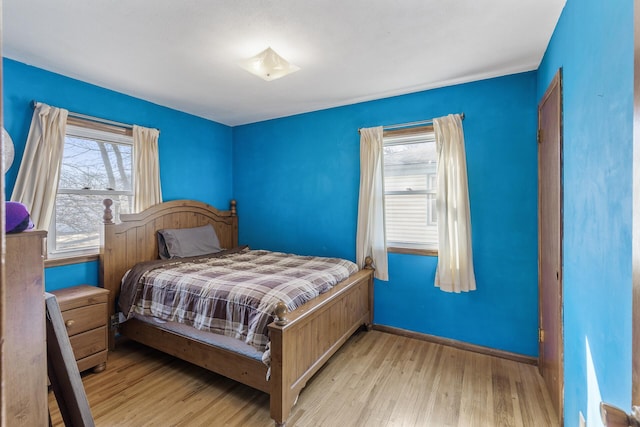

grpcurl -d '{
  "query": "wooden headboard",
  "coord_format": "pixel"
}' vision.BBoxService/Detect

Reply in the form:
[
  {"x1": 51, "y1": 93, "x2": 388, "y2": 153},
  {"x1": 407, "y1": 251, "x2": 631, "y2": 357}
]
[{"x1": 99, "y1": 199, "x2": 238, "y2": 342}]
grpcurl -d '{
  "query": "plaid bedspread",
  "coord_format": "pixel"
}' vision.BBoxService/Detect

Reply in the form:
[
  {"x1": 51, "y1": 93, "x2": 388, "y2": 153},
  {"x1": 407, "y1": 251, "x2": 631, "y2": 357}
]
[{"x1": 120, "y1": 247, "x2": 359, "y2": 352}]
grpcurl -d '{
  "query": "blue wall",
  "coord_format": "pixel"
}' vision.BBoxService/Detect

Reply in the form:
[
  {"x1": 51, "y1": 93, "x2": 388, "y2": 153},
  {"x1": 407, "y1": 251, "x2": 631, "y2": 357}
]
[
  {"x1": 3, "y1": 58, "x2": 234, "y2": 291},
  {"x1": 233, "y1": 72, "x2": 540, "y2": 356},
  {"x1": 537, "y1": 0, "x2": 633, "y2": 424}
]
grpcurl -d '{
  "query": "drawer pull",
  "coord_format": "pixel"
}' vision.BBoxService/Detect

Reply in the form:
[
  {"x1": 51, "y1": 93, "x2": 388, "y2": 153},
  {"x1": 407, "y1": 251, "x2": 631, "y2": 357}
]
[{"x1": 65, "y1": 319, "x2": 75, "y2": 328}]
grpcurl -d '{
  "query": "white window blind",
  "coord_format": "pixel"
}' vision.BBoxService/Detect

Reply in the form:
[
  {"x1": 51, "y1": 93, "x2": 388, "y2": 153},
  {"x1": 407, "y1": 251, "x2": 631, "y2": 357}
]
[{"x1": 383, "y1": 128, "x2": 437, "y2": 251}]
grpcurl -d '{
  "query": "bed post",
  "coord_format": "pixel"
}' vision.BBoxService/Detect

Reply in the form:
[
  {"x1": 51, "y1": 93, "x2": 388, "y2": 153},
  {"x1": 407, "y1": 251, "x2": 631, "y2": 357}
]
[
  {"x1": 100, "y1": 199, "x2": 118, "y2": 350},
  {"x1": 273, "y1": 302, "x2": 288, "y2": 326},
  {"x1": 364, "y1": 256, "x2": 373, "y2": 270},
  {"x1": 364, "y1": 256, "x2": 374, "y2": 330},
  {"x1": 103, "y1": 199, "x2": 113, "y2": 224},
  {"x1": 230, "y1": 200, "x2": 238, "y2": 247},
  {"x1": 269, "y1": 325, "x2": 290, "y2": 426}
]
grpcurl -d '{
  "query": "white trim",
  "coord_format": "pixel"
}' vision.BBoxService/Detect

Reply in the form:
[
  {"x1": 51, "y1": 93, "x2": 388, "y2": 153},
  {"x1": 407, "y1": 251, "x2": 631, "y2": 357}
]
[{"x1": 49, "y1": 122, "x2": 135, "y2": 258}]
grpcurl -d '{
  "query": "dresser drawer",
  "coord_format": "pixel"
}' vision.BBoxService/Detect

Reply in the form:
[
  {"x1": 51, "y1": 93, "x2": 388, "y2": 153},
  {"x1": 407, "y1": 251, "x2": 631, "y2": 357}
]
[
  {"x1": 61, "y1": 303, "x2": 107, "y2": 336},
  {"x1": 69, "y1": 326, "x2": 107, "y2": 360}
]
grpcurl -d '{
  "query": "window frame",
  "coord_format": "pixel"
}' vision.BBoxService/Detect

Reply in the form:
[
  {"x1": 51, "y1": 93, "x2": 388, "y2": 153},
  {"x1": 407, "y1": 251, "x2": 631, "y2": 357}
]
[
  {"x1": 383, "y1": 125, "x2": 438, "y2": 257},
  {"x1": 47, "y1": 117, "x2": 134, "y2": 262}
]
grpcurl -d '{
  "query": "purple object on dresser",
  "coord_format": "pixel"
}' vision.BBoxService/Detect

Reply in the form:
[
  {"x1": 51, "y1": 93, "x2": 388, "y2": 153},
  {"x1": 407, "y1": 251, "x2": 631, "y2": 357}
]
[{"x1": 6, "y1": 201, "x2": 34, "y2": 233}]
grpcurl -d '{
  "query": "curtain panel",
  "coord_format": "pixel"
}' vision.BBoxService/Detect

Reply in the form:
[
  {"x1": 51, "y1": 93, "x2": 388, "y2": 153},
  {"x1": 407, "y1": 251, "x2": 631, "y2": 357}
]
[
  {"x1": 11, "y1": 103, "x2": 68, "y2": 230},
  {"x1": 133, "y1": 125, "x2": 162, "y2": 212},
  {"x1": 356, "y1": 126, "x2": 389, "y2": 280},
  {"x1": 433, "y1": 114, "x2": 476, "y2": 292}
]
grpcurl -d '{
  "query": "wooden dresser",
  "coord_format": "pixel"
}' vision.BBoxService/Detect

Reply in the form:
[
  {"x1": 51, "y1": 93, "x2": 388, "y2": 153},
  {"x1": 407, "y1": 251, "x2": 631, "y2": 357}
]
[
  {"x1": 4, "y1": 230, "x2": 47, "y2": 426},
  {"x1": 51, "y1": 285, "x2": 109, "y2": 373}
]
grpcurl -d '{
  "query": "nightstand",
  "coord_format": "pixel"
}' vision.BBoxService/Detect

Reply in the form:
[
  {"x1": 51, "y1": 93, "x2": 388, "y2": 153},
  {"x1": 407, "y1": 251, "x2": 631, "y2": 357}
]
[{"x1": 51, "y1": 285, "x2": 110, "y2": 373}]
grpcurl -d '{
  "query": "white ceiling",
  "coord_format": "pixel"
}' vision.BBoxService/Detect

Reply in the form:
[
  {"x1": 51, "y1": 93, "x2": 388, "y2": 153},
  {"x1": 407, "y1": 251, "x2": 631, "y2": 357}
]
[{"x1": 3, "y1": 1, "x2": 566, "y2": 126}]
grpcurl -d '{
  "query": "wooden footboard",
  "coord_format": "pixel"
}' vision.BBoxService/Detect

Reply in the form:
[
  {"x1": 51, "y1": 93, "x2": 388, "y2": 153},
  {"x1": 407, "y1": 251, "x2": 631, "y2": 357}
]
[{"x1": 269, "y1": 268, "x2": 373, "y2": 426}]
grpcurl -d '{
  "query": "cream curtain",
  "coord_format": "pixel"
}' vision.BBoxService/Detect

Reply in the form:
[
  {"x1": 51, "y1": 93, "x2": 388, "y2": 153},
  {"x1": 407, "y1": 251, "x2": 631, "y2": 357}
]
[
  {"x1": 133, "y1": 125, "x2": 162, "y2": 212},
  {"x1": 11, "y1": 103, "x2": 68, "y2": 230},
  {"x1": 356, "y1": 126, "x2": 388, "y2": 280},
  {"x1": 433, "y1": 114, "x2": 476, "y2": 292}
]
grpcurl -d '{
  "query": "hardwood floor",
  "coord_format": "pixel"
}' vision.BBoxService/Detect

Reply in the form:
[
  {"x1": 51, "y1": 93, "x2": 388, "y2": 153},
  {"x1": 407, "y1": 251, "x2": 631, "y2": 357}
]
[{"x1": 48, "y1": 330, "x2": 558, "y2": 426}]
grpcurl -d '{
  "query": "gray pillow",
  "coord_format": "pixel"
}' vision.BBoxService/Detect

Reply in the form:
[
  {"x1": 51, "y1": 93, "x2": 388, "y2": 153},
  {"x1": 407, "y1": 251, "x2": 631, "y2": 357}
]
[{"x1": 157, "y1": 224, "x2": 222, "y2": 259}]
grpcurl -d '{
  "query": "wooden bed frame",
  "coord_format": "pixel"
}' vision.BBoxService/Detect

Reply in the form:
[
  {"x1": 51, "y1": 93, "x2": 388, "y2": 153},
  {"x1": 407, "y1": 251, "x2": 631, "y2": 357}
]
[{"x1": 99, "y1": 199, "x2": 374, "y2": 426}]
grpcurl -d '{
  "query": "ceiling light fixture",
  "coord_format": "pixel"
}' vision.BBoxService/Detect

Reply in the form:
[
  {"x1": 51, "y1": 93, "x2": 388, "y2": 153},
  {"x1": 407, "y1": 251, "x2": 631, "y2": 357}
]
[{"x1": 239, "y1": 47, "x2": 300, "y2": 81}]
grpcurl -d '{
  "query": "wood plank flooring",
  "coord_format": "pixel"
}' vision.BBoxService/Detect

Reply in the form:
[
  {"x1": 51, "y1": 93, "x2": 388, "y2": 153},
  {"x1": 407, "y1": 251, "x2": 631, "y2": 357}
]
[{"x1": 48, "y1": 330, "x2": 558, "y2": 426}]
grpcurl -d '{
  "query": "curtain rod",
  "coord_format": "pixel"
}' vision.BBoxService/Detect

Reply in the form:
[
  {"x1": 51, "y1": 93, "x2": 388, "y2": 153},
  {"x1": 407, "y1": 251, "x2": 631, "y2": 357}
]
[
  {"x1": 31, "y1": 100, "x2": 134, "y2": 130},
  {"x1": 358, "y1": 112, "x2": 465, "y2": 134}
]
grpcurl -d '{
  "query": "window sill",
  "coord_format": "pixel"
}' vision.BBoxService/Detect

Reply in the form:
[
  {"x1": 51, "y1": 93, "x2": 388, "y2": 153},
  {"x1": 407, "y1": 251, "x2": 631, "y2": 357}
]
[
  {"x1": 387, "y1": 246, "x2": 438, "y2": 257},
  {"x1": 45, "y1": 253, "x2": 99, "y2": 268}
]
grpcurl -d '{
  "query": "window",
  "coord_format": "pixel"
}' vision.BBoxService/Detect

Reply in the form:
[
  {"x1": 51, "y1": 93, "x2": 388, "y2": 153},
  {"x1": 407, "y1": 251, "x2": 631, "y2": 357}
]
[
  {"x1": 49, "y1": 118, "x2": 134, "y2": 259},
  {"x1": 383, "y1": 126, "x2": 438, "y2": 254}
]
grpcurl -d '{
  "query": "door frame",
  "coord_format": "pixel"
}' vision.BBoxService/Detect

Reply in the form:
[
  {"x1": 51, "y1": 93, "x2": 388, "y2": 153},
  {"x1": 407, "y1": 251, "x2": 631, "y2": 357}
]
[{"x1": 538, "y1": 68, "x2": 564, "y2": 425}]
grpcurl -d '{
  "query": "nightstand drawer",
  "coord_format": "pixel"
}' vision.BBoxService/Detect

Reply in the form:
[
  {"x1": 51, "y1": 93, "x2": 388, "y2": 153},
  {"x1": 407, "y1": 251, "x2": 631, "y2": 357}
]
[
  {"x1": 69, "y1": 326, "x2": 107, "y2": 360},
  {"x1": 61, "y1": 303, "x2": 107, "y2": 336}
]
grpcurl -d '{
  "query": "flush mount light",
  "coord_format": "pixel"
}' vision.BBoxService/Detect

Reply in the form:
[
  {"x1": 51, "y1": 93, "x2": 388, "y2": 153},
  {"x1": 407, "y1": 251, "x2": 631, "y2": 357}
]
[{"x1": 239, "y1": 47, "x2": 300, "y2": 81}]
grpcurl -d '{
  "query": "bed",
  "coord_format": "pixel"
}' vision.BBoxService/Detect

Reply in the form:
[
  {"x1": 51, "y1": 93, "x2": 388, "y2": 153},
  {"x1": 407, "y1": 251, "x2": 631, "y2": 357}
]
[{"x1": 99, "y1": 199, "x2": 374, "y2": 427}]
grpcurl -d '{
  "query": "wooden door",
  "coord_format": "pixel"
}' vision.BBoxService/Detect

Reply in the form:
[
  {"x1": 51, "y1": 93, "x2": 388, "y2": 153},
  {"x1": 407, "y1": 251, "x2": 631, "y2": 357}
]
[{"x1": 538, "y1": 69, "x2": 564, "y2": 425}]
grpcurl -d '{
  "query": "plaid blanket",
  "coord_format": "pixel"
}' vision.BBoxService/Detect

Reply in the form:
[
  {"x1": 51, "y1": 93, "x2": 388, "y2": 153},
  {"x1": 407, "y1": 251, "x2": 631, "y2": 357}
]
[{"x1": 120, "y1": 247, "x2": 358, "y2": 352}]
